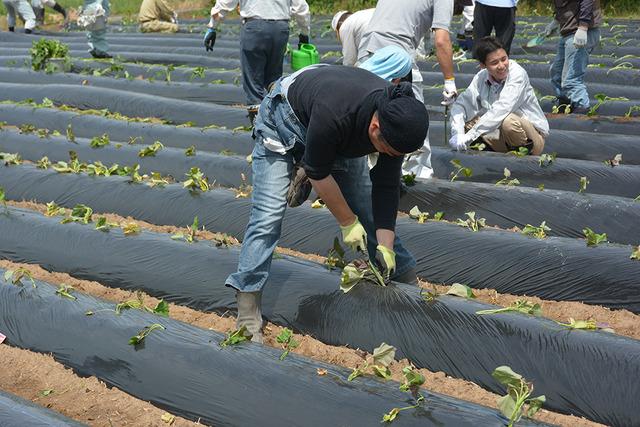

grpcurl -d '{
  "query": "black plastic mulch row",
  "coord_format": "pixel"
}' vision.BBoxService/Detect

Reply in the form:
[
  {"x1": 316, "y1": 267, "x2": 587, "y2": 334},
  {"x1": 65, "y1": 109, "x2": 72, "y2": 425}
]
[
  {"x1": 1, "y1": 165, "x2": 639, "y2": 315},
  {"x1": 0, "y1": 206, "x2": 636, "y2": 426},
  {"x1": 0, "y1": 268, "x2": 526, "y2": 427},
  {"x1": 0, "y1": 390, "x2": 86, "y2": 427}
]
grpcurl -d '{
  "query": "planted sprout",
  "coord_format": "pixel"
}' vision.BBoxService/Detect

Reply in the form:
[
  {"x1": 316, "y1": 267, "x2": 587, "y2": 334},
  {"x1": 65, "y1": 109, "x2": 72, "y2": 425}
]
[
  {"x1": 183, "y1": 167, "x2": 210, "y2": 192},
  {"x1": 495, "y1": 168, "x2": 520, "y2": 186},
  {"x1": 55, "y1": 284, "x2": 76, "y2": 300},
  {"x1": 556, "y1": 318, "x2": 598, "y2": 330},
  {"x1": 276, "y1": 328, "x2": 300, "y2": 360},
  {"x1": 456, "y1": 211, "x2": 486, "y2": 232},
  {"x1": 122, "y1": 164, "x2": 143, "y2": 183},
  {"x1": 492, "y1": 366, "x2": 545, "y2": 427},
  {"x1": 583, "y1": 227, "x2": 607, "y2": 246},
  {"x1": 537, "y1": 184, "x2": 545, "y2": 191},
  {"x1": 587, "y1": 94, "x2": 629, "y2": 117},
  {"x1": 476, "y1": 299, "x2": 542, "y2": 316},
  {"x1": 37, "y1": 156, "x2": 51, "y2": 169},
  {"x1": 604, "y1": 153, "x2": 622, "y2": 167},
  {"x1": 0, "y1": 152, "x2": 22, "y2": 166},
  {"x1": 190, "y1": 66, "x2": 206, "y2": 81},
  {"x1": 409, "y1": 206, "x2": 428, "y2": 223},
  {"x1": 185, "y1": 145, "x2": 196, "y2": 156},
  {"x1": 220, "y1": 325, "x2": 252, "y2": 347},
  {"x1": 538, "y1": 152, "x2": 556, "y2": 168},
  {"x1": 95, "y1": 216, "x2": 117, "y2": 232},
  {"x1": 432, "y1": 211, "x2": 444, "y2": 221},
  {"x1": 122, "y1": 222, "x2": 141, "y2": 235},
  {"x1": 325, "y1": 237, "x2": 347, "y2": 270},
  {"x1": 348, "y1": 342, "x2": 396, "y2": 382},
  {"x1": 171, "y1": 216, "x2": 199, "y2": 243},
  {"x1": 625, "y1": 105, "x2": 640, "y2": 118},
  {"x1": 507, "y1": 147, "x2": 529, "y2": 157},
  {"x1": 340, "y1": 255, "x2": 387, "y2": 293},
  {"x1": 61, "y1": 204, "x2": 93, "y2": 224},
  {"x1": 234, "y1": 173, "x2": 252, "y2": 199},
  {"x1": 138, "y1": 141, "x2": 164, "y2": 157},
  {"x1": 399, "y1": 365, "x2": 425, "y2": 399},
  {"x1": 521, "y1": 221, "x2": 551, "y2": 239},
  {"x1": 578, "y1": 176, "x2": 589, "y2": 193},
  {"x1": 3, "y1": 268, "x2": 36, "y2": 287},
  {"x1": 449, "y1": 159, "x2": 472, "y2": 182},
  {"x1": 147, "y1": 172, "x2": 169, "y2": 188},
  {"x1": 401, "y1": 173, "x2": 416, "y2": 186},
  {"x1": 45, "y1": 201, "x2": 66, "y2": 217},
  {"x1": 446, "y1": 283, "x2": 476, "y2": 299},
  {"x1": 128, "y1": 323, "x2": 165, "y2": 346},
  {"x1": 89, "y1": 134, "x2": 110, "y2": 148}
]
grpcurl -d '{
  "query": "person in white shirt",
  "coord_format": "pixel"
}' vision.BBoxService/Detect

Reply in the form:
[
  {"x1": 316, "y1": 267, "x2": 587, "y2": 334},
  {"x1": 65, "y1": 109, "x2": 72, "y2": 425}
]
[
  {"x1": 449, "y1": 37, "x2": 549, "y2": 155},
  {"x1": 330, "y1": 9, "x2": 374, "y2": 67},
  {"x1": 205, "y1": 0, "x2": 311, "y2": 119},
  {"x1": 473, "y1": 0, "x2": 517, "y2": 54}
]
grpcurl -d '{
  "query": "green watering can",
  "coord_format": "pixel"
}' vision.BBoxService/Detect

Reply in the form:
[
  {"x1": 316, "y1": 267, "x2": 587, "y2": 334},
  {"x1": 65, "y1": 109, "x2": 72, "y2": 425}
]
[{"x1": 290, "y1": 43, "x2": 320, "y2": 71}]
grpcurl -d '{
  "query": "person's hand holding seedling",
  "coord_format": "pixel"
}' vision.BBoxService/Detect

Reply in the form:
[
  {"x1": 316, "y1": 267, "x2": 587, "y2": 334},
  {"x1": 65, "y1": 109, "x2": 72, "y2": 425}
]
[{"x1": 375, "y1": 245, "x2": 396, "y2": 280}]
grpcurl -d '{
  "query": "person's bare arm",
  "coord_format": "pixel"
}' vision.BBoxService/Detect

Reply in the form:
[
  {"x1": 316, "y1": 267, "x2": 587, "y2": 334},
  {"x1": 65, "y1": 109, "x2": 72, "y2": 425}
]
[
  {"x1": 309, "y1": 176, "x2": 355, "y2": 226},
  {"x1": 434, "y1": 28, "x2": 454, "y2": 80}
]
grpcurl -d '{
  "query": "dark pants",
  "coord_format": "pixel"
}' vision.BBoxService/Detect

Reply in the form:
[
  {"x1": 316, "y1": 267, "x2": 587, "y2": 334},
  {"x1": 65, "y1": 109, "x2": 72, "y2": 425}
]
[
  {"x1": 240, "y1": 19, "x2": 290, "y2": 106},
  {"x1": 473, "y1": 2, "x2": 516, "y2": 55}
]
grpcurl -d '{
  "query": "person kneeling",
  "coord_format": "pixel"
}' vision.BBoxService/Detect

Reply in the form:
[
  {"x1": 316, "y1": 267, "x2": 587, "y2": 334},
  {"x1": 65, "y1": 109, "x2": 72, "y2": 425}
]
[
  {"x1": 449, "y1": 37, "x2": 549, "y2": 155},
  {"x1": 138, "y1": 0, "x2": 178, "y2": 33}
]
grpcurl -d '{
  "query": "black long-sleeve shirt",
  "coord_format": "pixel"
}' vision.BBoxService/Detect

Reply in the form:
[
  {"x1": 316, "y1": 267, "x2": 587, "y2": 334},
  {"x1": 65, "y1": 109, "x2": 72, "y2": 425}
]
[{"x1": 287, "y1": 66, "x2": 402, "y2": 231}]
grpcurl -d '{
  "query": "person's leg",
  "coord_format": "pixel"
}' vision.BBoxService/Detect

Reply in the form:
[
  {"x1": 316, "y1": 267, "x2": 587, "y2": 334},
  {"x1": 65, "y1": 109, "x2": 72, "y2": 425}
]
[
  {"x1": 4, "y1": 1, "x2": 17, "y2": 30},
  {"x1": 493, "y1": 6, "x2": 516, "y2": 54},
  {"x1": 518, "y1": 116, "x2": 545, "y2": 155},
  {"x1": 473, "y1": 2, "x2": 492, "y2": 49},
  {"x1": 332, "y1": 156, "x2": 417, "y2": 282},
  {"x1": 85, "y1": 0, "x2": 109, "y2": 54},
  {"x1": 15, "y1": 0, "x2": 37, "y2": 31},
  {"x1": 550, "y1": 35, "x2": 568, "y2": 100},
  {"x1": 562, "y1": 27, "x2": 600, "y2": 109},
  {"x1": 140, "y1": 20, "x2": 178, "y2": 33},
  {"x1": 498, "y1": 113, "x2": 543, "y2": 153},
  {"x1": 240, "y1": 19, "x2": 269, "y2": 106},
  {"x1": 263, "y1": 20, "x2": 289, "y2": 92}
]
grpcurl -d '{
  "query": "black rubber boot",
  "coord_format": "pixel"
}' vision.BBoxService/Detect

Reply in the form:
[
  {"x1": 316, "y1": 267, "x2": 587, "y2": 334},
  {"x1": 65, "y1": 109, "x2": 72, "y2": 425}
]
[
  {"x1": 89, "y1": 49, "x2": 113, "y2": 59},
  {"x1": 8, "y1": 26, "x2": 14, "y2": 32},
  {"x1": 25, "y1": 28, "x2": 33, "y2": 34},
  {"x1": 52, "y1": 2, "x2": 67, "y2": 18}
]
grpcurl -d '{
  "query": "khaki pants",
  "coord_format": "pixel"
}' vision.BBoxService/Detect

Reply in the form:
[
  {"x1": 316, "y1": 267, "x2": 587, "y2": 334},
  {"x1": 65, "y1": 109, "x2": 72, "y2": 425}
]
[
  {"x1": 465, "y1": 113, "x2": 545, "y2": 155},
  {"x1": 139, "y1": 20, "x2": 178, "y2": 33}
]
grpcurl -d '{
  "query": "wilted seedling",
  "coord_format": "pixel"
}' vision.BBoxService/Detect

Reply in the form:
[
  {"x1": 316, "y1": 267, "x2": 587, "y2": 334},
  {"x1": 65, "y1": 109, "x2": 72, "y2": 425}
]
[
  {"x1": 116, "y1": 292, "x2": 169, "y2": 317},
  {"x1": 184, "y1": 145, "x2": 196, "y2": 156},
  {"x1": 521, "y1": 221, "x2": 551, "y2": 239},
  {"x1": 66, "y1": 124, "x2": 75, "y2": 143},
  {"x1": 147, "y1": 172, "x2": 169, "y2": 188},
  {"x1": 37, "y1": 156, "x2": 51, "y2": 169},
  {"x1": 325, "y1": 237, "x2": 346, "y2": 271},
  {"x1": 399, "y1": 365, "x2": 425, "y2": 398},
  {"x1": 220, "y1": 325, "x2": 252, "y2": 347},
  {"x1": 128, "y1": 136, "x2": 141, "y2": 145},
  {"x1": 36, "y1": 128, "x2": 50, "y2": 139},
  {"x1": 60, "y1": 204, "x2": 93, "y2": 224},
  {"x1": 538, "y1": 152, "x2": 556, "y2": 168},
  {"x1": 432, "y1": 211, "x2": 444, "y2": 221},
  {"x1": 190, "y1": 66, "x2": 206, "y2": 81},
  {"x1": 604, "y1": 153, "x2": 622, "y2": 167},
  {"x1": 631, "y1": 246, "x2": 640, "y2": 260},
  {"x1": 89, "y1": 134, "x2": 110, "y2": 148},
  {"x1": 87, "y1": 161, "x2": 119, "y2": 177},
  {"x1": 171, "y1": 216, "x2": 199, "y2": 243},
  {"x1": 401, "y1": 173, "x2": 416, "y2": 186},
  {"x1": 495, "y1": 168, "x2": 520, "y2": 186},
  {"x1": 507, "y1": 147, "x2": 529, "y2": 157},
  {"x1": 95, "y1": 216, "x2": 117, "y2": 232},
  {"x1": 449, "y1": 159, "x2": 473, "y2": 182},
  {"x1": 348, "y1": 343, "x2": 396, "y2": 382},
  {"x1": 122, "y1": 164, "x2": 143, "y2": 183},
  {"x1": 183, "y1": 167, "x2": 210, "y2": 192},
  {"x1": 55, "y1": 284, "x2": 76, "y2": 300},
  {"x1": 492, "y1": 366, "x2": 545, "y2": 426},
  {"x1": 456, "y1": 211, "x2": 486, "y2": 232},
  {"x1": 409, "y1": 206, "x2": 428, "y2": 223},
  {"x1": 3, "y1": 267, "x2": 36, "y2": 287},
  {"x1": 122, "y1": 222, "x2": 141, "y2": 235},
  {"x1": 138, "y1": 141, "x2": 164, "y2": 157},
  {"x1": 0, "y1": 152, "x2": 22, "y2": 166},
  {"x1": 587, "y1": 94, "x2": 629, "y2": 117},
  {"x1": 446, "y1": 283, "x2": 476, "y2": 299},
  {"x1": 583, "y1": 227, "x2": 607, "y2": 246},
  {"x1": 556, "y1": 318, "x2": 598, "y2": 330},
  {"x1": 381, "y1": 394, "x2": 425, "y2": 423},
  {"x1": 476, "y1": 299, "x2": 542, "y2": 316},
  {"x1": 18, "y1": 123, "x2": 36, "y2": 134},
  {"x1": 578, "y1": 176, "x2": 589, "y2": 193},
  {"x1": 537, "y1": 184, "x2": 545, "y2": 191},
  {"x1": 128, "y1": 323, "x2": 165, "y2": 346},
  {"x1": 45, "y1": 201, "x2": 66, "y2": 217},
  {"x1": 234, "y1": 173, "x2": 252, "y2": 199},
  {"x1": 276, "y1": 328, "x2": 300, "y2": 360},
  {"x1": 214, "y1": 233, "x2": 235, "y2": 248}
]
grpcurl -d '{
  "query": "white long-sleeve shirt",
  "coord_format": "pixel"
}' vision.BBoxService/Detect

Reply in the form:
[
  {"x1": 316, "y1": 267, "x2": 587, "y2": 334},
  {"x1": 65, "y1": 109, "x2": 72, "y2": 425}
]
[
  {"x1": 210, "y1": 0, "x2": 310, "y2": 35},
  {"x1": 450, "y1": 60, "x2": 549, "y2": 141},
  {"x1": 339, "y1": 8, "x2": 374, "y2": 66}
]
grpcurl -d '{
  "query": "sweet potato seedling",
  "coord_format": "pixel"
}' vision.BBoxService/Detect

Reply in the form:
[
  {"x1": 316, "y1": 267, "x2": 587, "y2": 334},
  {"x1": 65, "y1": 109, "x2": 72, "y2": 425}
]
[
  {"x1": 138, "y1": 141, "x2": 164, "y2": 157},
  {"x1": 184, "y1": 145, "x2": 196, "y2": 156},
  {"x1": 476, "y1": 299, "x2": 542, "y2": 316},
  {"x1": 0, "y1": 152, "x2": 22, "y2": 165},
  {"x1": 325, "y1": 237, "x2": 347, "y2": 271},
  {"x1": 146, "y1": 172, "x2": 169, "y2": 188},
  {"x1": 128, "y1": 323, "x2": 165, "y2": 346},
  {"x1": 122, "y1": 222, "x2": 141, "y2": 235},
  {"x1": 60, "y1": 204, "x2": 93, "y2": 224},
  {"x1": 507, "y1": 147, "x2": 529, "y2": 157},
  {"x1": 631, "y1": 246, "x2": 640, "y2": 260},
  {"x1": 446, "y1": 283, "x2": 476, "y2": 299},
  {"x1": 432, "y1": 211, "x2": 444, "y2": 221},
  {"x1": 220, "y1": 325, "x2": 251, "y2": 347},
  {"x1": 604, "y1": 154, "x2": 622, "y2": 167},
  {"x1": 116, "y1": 292, "x2": 169, "y2": 317},
  {"x1": 583, "y1": 227, "x2": 607, "y2": 246},
  {"x1": 556, "y1": 318, "x2": 598, "y2": 330},
  {"x1": 66, "y1": 124, "x2": 75, "y2": 143},
  {"x1": 183, "y1": 167, "x2": 210, "y2": 192},
  {"x1": 587, "y1": 94, "x2": 629, "y2": 117},
  {"x1": 171, "y1": 216, "x2": 199, "y2": 243},
  {"x1": 399, "y1": 365, "x2": 426, "y2": 400},
  {"x1": 456, "y1": 211, "x2": 486, "y2": 232},
  {"x1": 348, "y1": 343, "x2": 396, "y2": 382},
  {"x1": 449, "y1": 159, "x2": 472, "y2": 182},
  {"x1": 234, "y1": 173, "x2": 252, "y2": 199},
  {"x1": 55, "y1": 284, "x2": 76, "y2": 300},
  {"x1": 95, "y1": 217, "x2": 118, "y2": 232},
  {"x1": 538, "y1": 153, "x2": 556, "y2": 168},
  {"x1": 578, "y1": 176, "x2": 589, "y2": 193},
  {"x1": 276, "y1": 328, "x2": 300, "y2": 360},
  {"x1": 37, "y1": 156, "x2": 51, "y2": 169},
  {"x1": 409, "y1": 206, "x2": 429, "y2": 223},
  {"x1": 89, "y1": 134, "x2": 110, "y2": 148},
  {"x1": 45, "y1": 201, "x2": 66, "y2": 217},
  {"x1": 0, "y1": 186, "x2": 5, "y2": 211},
  {"x1": 492, "y1": 366, "x2": 545, "y2": 427},
  {"x1": 401, "y1": 173, "x2": 416, "y2": 186},
  {"x1": 18, "y1": 123, "x2": 36, "y2": 134},
  {"x1": 495, "y1": 168, "x2": 520, "y2": 186},
  {"x1": 3, "y1": 268, "x2": 36, "y2": 287},
  {"x1": 522, "y1": 222, "x2": 551, "y2": 239}
]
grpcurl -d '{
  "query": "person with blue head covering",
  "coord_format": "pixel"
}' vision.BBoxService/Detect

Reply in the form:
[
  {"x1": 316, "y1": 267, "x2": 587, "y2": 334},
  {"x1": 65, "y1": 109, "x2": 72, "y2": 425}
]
[{"x1": 359, "y1": 45, "x2": 413, "y2": 83}]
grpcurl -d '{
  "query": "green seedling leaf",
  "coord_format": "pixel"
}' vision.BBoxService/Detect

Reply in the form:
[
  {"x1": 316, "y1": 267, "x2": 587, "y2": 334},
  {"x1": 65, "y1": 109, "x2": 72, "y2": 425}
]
[
  {"x1": 372, "y1": 365, "x2": 392, "y2": 380},
  {"x1": 401, "y1": 173, "x2": 416, "y2": 186},
  {"x1": 492, "y1": 365, "x2": 523, "y2": 388},
  {"x1": 446, "y1": 283, "x2": 476, "y2": 298},
  {"x1": 147, "y1": 172, "x2": 169, "y2": 188},
  {"x1": 153, "y1": 300, "x2": 170, "y2": 317},
  {"x1": 45, "y1": 201, "x2": 66, "y2": 217},
  {"x1": 122, "y1": 222, "x2": 141, "y2": 235},
  {"x1": 184, "y1": 145, "x2": 196, "y2": 156},
  {"x1": 18, "y1": 123, "x2": 36, "y2": 134},
  {"x1": 30, "y1": 38, "x2": 69, "y2": 71},
  {"x1": 340, "y1": 263, "x2": 366, "y2": 293},
  {"x1": 183, "y1": 167, "x2": 210, "y2": 192},
  {"x1": 449, "y1": 159, "x2": 473, "y2": 182},
  {"x1": 583, "y1": 227, "x2": 607, "y2": 246},
  {"x1": 60, "y1": 204, "x2": 93, "y2": 224},
  {"x1": 492, "y1": 366, "x2": 545, "y2": 425},
  {"x1": 55, "y1": 284, "x2": 76, "y2": 300},
  {"x1": 35, "y1": 156, "x2": 51, "y2": 169},
  {"x1": 128, "y1": 323, "x2": 165, "y2": 346},
  {"x1": 432, "y1": 211, "x2": 444, "y2": 221},
  {"x1": 325, "y1": 237, "x2": 347, "y2": 270},
  {"x1": 40, "y1": 389, "x2": 54, "y2": 396},
  {"x1": 372, "y1": 343, "x2": 396, "y2": 367},
  {"x1": 522, "y1": 221, "x2": 551, "y2": 239},
  {"x1": 276, "y1": 327, "x2": 299, "y2": 360},
  {"x1": 631, "y1": 246, "x2": 640, "y2": 260},
  {"x1": 476, "y1": 299, "x2": 542, "y2": 316},
  {"x1": 421, "y1": 288, "x2": 439, "y2": 302},
  {"x1": 456, "y1": 211, "x2": 486, "y2": 232},
  {"x1": 538, "y1": 152, "x2": 556, "y2": 168},
  {"x1": 495, "y1": 168, "x2": 520, "y2": 186},
  {"x1": 381, "y1": 407, "x2": 400, "y2": 423},
  {"x1": 4, "y1": 267, "x2": 36, "y2": 287},
  {"x1": 220, "y1": 325, "x2": 251, "y2": 347},
  {"x1": 138, "y1": 141, "x2": 164, "y2": 157},
  {"x1": 557, "y1": 318, "x2": 597, "y2": 330},
  {"x1": 66, "y1": 124, "x2": 75, "y2": 143},
  {"x1": 408, "y1": 206, "x2": 428, "y2": 223},
  {"x1": 537, "y1": 184, "x2": 545, "y2": 191},
  {"x1": 578, "y1": 176, "x2": 589, "y2": 193},
  {"x1": 0, "y1": 152, "x2": 22, "y2": 165},
  {"x1": 95, "y1": 216, "x2": 117, "y2": 232},
  {"x1": 507, "y1": 147, "x2": 529, "y2": 157},
  {"x1": 347, "y1": 364, "x2": 368, "y2": 382},
  {"x1": 89, "y1": 134, "x2": 110, "y2": 148},
  {"x1": 399, "y1": 366, "x2": 425, "y2": 393},
  {"x1": 526, "y1": 395, "x2": 546, "y2": 418},
  {"x1": 0, "y1": 186, "x2": 6, "y2": 210}
]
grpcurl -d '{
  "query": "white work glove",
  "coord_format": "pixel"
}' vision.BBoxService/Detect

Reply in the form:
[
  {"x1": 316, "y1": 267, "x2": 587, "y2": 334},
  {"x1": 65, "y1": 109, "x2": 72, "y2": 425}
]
[
  {"x1": 573, "y1": 27, "x2": 588, "y2": 48},
  {"x1": 449, "y1": 133, "x2": 469, "y2": 151},
  {"x1": 441, "y1": 78, "x2": 458, "y2": 106},
  {"x1": 544, "y1": 20, "x2": 559, "y2": 37}
]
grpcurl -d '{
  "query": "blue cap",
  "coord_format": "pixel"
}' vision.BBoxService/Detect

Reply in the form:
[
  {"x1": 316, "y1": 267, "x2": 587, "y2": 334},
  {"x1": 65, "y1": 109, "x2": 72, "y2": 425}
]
[{"x1": 359, "y1": 45, "x2": 413, "y2": 82}]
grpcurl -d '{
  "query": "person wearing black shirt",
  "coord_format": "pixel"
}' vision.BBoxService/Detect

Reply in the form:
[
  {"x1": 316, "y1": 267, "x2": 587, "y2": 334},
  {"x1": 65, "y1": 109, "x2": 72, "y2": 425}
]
[{"x1": 226, "y1": 65, "x2": 429, "y2": 343}]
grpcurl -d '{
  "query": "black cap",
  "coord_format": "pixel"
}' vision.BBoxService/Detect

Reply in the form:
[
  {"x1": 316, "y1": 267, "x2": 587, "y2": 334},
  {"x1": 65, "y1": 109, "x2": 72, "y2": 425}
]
[{"x1": 377, "y1": 82, "x2": 429, "y2": 154}]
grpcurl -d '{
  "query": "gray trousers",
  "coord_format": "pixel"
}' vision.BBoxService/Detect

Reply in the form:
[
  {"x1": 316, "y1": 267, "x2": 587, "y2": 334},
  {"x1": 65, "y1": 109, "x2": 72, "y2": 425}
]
[
  {"x1": 240, "y1": 18, "x2": 289, "y2": 106},
  {"x1": 3, "y1": 0, "x2": 36, "y2": 29}
]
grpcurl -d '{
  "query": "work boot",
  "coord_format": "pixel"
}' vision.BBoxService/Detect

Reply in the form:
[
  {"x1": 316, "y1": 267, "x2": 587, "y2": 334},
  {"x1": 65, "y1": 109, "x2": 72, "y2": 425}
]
[
  {"x1": 286, "y1": 165, "x2": 312, "y2": 207},
  {"x1": 53, "y1": 2, "x2": 67, "y2": 18},
  {"x1": 89, "y1": 49, "x2": 112, "y2": 59},
  {"x1": 8, "y1": 26, "x2": 14, "y2": 32},
  {"x1": 34, "y1": 6, "x2": 45, "y2": 26},
  {"x1": 391, "y1": 267, "x2": 418, "y2": 285},
  {"x1": 236, "y1": 291, "x2": 263, "y2": 343}
]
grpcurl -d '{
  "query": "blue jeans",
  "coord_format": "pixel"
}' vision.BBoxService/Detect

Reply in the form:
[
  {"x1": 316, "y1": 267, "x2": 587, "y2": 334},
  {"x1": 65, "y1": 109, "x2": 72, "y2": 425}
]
[
  {"x1": 84, "y1": 0, "x2": 110, "y2": 53},
  {"x1": 226, "y1": 78, "x2": 416, "y2": 292},
  {"x1": 240, "y1": 19, "x2": 290, "y2": 105},
  {"x1": 550, "y1": 28, "x2": 600, "y2": 109}
]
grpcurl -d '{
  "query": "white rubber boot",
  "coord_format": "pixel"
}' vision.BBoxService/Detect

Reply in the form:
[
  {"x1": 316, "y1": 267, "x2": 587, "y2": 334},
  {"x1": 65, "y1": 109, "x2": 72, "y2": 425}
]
[{"x1": 236, "y1": 291, "x2": 263, "y2": 343}]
